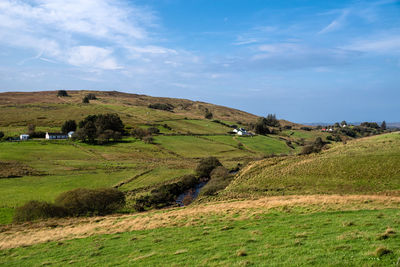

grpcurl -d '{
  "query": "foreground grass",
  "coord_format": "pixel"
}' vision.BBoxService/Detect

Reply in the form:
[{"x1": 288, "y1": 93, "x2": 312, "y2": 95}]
[
  {"x1": 1, "y1": 208, "x2": 399, "y2": 266},
  {"x1": 222, "y1": 133, "x2": 400, "y2": 198}
]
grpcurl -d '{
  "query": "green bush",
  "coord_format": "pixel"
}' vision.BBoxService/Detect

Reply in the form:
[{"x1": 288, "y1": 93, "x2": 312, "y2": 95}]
[
  {"x1": 195, "y1": 157, "x2": 222, "y2": 178},
  {"x1": 55, "y1": 188, "x2": 125, "y2": 216},
  {"x1": 13, "y1": 201, "x2": 67, "y2": 222},
  {"x1": 134, "y1": 174, "x2": 198, "y2": 211},
  {"x1": 200, "y1": 166, "x2": 233, "y2": 196},
  {"x1": 148, "y1": 103, "x2": 174, "y2": 112},
  {"x1": 299, "y1": 137, "x2": 327, "y2": 155}
]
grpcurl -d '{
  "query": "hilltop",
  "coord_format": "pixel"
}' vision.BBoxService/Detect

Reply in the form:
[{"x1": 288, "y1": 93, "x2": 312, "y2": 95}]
[{"x1": 0, "y1": 90, "x2": 260, "y2": 127}]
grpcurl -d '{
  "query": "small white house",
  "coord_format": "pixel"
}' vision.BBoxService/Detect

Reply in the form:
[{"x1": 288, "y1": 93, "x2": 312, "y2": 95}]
[
  {"x1": 68, "y1": 131, "x2": 75, "y2": 138},
  {"x1": 20, "y1": 134, "x2": 29, "y2": 140},
  {"x1": 45, "y1": 132, "x2": 68, "y2": 140}
]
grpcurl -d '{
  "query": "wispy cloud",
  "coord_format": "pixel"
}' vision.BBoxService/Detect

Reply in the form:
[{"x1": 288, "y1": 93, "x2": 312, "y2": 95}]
[
  {"x1": 342, "y1": 35, "x2": 400, "y2": 53},
  {"x1": 0, "y1": 0, "x2": 162, "y2": 70},
  {"x1": 319, "y1": 9, "x2": 350, "y2": 34}
]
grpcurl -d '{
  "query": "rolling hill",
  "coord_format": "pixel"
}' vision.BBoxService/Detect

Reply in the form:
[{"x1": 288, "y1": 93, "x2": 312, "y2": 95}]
[
  {"x1": 219, "y1": 132, "x2": 400, "y2": 199},
  {"x1": 1, "y1": 91, "x2": 399, "y2": 266}
]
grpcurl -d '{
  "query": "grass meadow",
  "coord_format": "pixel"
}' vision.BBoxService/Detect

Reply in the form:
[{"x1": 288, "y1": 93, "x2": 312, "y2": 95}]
[
  {"x1": 0, "y1": 131, "x2": 293, "y2": 224},
  {"x1": 1, "y1": 208, "x2": 399, "y2": 266}
]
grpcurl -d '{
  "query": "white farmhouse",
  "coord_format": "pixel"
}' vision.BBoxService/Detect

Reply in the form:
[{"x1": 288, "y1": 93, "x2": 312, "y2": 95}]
[
  {"x1": 45, "y1": 132, "x2": 68, "y2": 140},
  {"x1": 20, "y1": 134, "x2": 29, "y2": 140}
]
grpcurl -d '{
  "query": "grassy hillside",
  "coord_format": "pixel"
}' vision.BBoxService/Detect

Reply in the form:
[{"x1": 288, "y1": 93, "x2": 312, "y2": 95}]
[
  {"x1": 220, "y1": 132, "x2": 400, "y2": 199},
  {"x1": 1, "y1": 195, "x2": 400, "y2": 266}
]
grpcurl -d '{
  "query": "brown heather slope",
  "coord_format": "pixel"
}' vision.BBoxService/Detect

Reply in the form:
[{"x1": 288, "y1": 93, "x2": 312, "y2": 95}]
[{"x1": 0, "y1": 90, "x2": 258, "y2": 125}]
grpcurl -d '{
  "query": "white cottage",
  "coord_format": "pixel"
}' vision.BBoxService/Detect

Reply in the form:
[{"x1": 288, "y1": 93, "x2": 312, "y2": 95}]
[
  {"x1": 20, "y1": 134, "x2": 29, "y2": 140},
  {"x1": 45, "y1": 132, "x2": 68, "y2": 140}
]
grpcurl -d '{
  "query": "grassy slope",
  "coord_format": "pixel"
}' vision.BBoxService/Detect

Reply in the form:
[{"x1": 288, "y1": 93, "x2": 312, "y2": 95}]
[
  {"x1": 1, "y1": 198, "x2": 400, "y2": 266},
  {"x1": 221, "y1": 132, "x2": 400, "y2": 199}
]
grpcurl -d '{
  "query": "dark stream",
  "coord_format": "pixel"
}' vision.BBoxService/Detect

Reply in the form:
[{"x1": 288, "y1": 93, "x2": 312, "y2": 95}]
[
  {"x1": 176, "y1": 170, "x2": 239, "y2": 206},
  {"x1": 176, "y1": 181, "x2": 207, "y2": 206}
]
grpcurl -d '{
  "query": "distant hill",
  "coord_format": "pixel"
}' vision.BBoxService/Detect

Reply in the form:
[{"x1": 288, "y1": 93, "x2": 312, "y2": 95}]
[{"x1": 0, "y1": 90, "x2": 300, "y2": 129}]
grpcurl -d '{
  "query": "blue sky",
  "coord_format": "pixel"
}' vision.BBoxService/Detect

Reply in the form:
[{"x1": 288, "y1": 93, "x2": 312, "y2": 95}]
[{"x1": 0, "y1": 0, "x2": 399, "y2": 122}]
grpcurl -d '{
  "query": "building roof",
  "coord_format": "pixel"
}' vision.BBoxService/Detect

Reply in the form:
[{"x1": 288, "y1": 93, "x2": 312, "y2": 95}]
[{"x1": 46, "y1": 132, "x2": 67, "y2": 136}]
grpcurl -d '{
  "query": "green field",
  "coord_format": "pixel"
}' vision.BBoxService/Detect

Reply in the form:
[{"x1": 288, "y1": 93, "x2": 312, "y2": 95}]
[
  {"x1": 222, "y1": 133, "x2": 400, "y2": 199},
  {"x1": 0, "y1": 132, "x2": 292, "y2": 224},
  {"x1": 1, "y1": 208, "x2": 399, "y2": 266}
]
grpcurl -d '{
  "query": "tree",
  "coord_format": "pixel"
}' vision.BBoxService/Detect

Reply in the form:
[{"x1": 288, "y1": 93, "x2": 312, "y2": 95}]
[
  {"x1": 76, "y1": 114, "x2": 124, "y2": 144},
  {"x1": 341, "y1": 120, "x2": 347, "y2": 126},
  {"x1": 195, "y1": 157, "x2": 222, "y2": 178},
  {"x1": 381, "y1": 121, "x2": 387, "y2": 130},
  {"x1": 27, "y1": 124, "x2": 36, "y2": 135},
  {"x1": 254, "y1": 117, "x2": 270, "y2": 135},
  {"x1": 76, "y1": 121, "x2": 97, "y2": 143},
  {"x1": 61, "y1": 120, "x2": 77, "y2": 133},
  {"x1": 0, "y1": 131, "x2": 4, "y2": 139},
  {"x1": 205, "y1": 111, "x2": 213, "y2": 119},
  {"x1": 334, "y1": 122, "x2": 340, "y2": 128},
  {"x1": 82, "y1": 96, "x2": 89, "y2": 103},
  {"x1": 57, "y1": 90, "x2": 68, "y2": 97},
  {"x1": 265, "y1": 114, "x2": 280, "y2": 127}
]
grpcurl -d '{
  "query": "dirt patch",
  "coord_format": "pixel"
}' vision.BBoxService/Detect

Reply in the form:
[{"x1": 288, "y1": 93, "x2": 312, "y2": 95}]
[{"x1": 0, "y1": 161, "x2": 43, "y2": 178}]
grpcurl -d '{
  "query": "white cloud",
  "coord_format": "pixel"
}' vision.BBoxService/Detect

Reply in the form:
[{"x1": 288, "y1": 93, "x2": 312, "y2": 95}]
[
  {"x1": 0, "y1": 0, "x2": 165, "y2": 70},
  {"x1": 67, "y1": 46, "x2": 121, "y2": 70}
]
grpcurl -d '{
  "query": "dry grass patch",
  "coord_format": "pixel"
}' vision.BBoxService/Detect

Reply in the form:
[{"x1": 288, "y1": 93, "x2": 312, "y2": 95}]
[{"x1": 1, "y1": 194, "x2": 400, "y2": 249}]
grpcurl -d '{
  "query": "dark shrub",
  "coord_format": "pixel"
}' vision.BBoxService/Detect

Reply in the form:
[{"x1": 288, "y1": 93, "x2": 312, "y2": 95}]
[
  {"x1": 201, "y1": 166, "x2": 233, "y2": 196},
  {"x1": 283, "y1": 125, "x2": 292, "y2": 130},
  {"x1": 205, "y1": 111, "x2": 213, "y2": 119},
  {"x1": 339, "y1": 127, "x2": 356, "y2": 137},
  {"x1": 82, "y1": 96, "x2": 89, "y2": 103},
  {"x1": 299, "y1": 137, "x2": 327, "y2": 155},
  {"x1": 147, "y1": 127, "x2": 160, "y2": 135},
  {"x1": 86, "y1": 93, "x2": 97, "y2": 100},
  {"x1": 13, "y1": 200, "x2": 67, "y2": 222},
  {"x1": 143, "y1": 135, "x2": 154, "y2": 144},
  {"x1": 131, "y1": 127, "x2": 147, "y2": 139},
  {"x1": 196, "y1": 157, "x2": 222, "y2": 178},
  {"x1": 29, "y1": 131, "x2": 46, "y2": 138},
  {"x1": 134, "y1": 174, "x2": 199, "y2": 211},
  {"x1": 163, "y1": 124, "x2": 172, "y2": 130},
  {"x1": 61, "y1": 120, "x2": 77, "y2": 134},
  {"x1": 0, "y1": 131, "x2": 4, "y2": 139},
  {"x1": 55, "y1": 188, "x2": 125, "y2": 216},
  {"x1": 300, "y1": 127, "x2": 312, "y2": 131},
  {"x1": 148, "y1": 103, "x2": 174, "y2": 112},
  {"x1": 180, "y1": 174, "x2": 198, "y2": 189},
  {"x1": 360, "y1": 122, "x2": 380, "y2": 129},
  {"x1": 57, "y1": 90, "x2": 68, "y2": 97}
]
